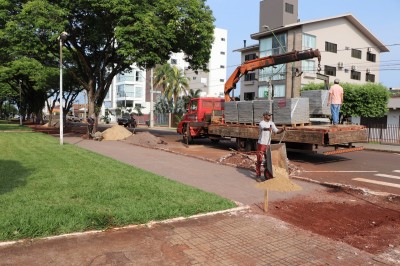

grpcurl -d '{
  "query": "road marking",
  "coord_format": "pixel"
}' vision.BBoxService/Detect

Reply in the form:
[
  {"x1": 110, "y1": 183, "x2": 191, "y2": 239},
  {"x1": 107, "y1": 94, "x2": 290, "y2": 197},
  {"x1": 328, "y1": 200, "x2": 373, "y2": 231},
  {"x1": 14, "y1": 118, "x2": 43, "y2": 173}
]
[
  {"x1": 394, "y1": 170, "x2": 400, "y2": 173},
  {"x1": 353, "y1": 178, "x2": 400, "y2": 189},
  {"x1": 304, "y1": 171, "x2": 378, "y2": 173},
  {"x1": 374, "y1": 174, "x2": 400, "y2": 180}
]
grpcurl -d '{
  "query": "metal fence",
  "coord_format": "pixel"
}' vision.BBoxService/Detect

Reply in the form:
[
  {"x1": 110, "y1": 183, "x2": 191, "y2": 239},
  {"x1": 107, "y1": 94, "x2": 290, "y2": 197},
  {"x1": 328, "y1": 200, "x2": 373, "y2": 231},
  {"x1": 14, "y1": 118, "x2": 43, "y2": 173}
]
[{"x1": 366, "y1": 124, "x2": 400, "y2": 144}]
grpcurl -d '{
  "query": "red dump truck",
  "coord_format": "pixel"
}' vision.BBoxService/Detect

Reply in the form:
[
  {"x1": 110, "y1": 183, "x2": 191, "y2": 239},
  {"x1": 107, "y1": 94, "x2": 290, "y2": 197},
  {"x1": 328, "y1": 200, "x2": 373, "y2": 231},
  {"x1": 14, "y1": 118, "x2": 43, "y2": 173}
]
[{"x1": 177, "y1": 49, "x2": 367, "y2": 155}]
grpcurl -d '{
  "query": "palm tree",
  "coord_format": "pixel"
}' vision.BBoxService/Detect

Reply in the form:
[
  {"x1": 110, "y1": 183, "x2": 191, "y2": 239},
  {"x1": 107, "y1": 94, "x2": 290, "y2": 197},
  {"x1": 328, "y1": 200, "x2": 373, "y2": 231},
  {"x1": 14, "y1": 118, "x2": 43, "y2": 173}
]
[
  {"x1": 183, "y1": 88, "x2": 202, "y2": 109},
  {"x1": 154, "y1": 64, "x2": 189, "y2": 113}
]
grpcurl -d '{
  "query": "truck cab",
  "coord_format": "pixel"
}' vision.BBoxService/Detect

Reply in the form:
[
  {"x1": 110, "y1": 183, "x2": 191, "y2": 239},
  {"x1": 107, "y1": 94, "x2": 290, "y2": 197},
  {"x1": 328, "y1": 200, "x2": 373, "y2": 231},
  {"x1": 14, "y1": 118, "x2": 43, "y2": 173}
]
[{"x1": 177, "y1": 97, "x2": 224, "y2": 142}]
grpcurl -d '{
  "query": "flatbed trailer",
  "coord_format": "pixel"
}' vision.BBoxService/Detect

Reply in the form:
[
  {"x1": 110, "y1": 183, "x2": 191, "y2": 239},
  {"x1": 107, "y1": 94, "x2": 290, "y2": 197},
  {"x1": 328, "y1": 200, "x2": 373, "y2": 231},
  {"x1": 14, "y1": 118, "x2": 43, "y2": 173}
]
[{"x1": 208, "y1": 123, "x2": 367, "y2": 155}]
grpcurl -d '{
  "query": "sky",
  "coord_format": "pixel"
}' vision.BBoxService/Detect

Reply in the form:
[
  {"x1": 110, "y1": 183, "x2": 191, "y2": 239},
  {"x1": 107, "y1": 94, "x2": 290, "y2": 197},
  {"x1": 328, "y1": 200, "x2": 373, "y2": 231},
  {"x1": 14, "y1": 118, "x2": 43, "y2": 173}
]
[{"x1": 206, "y1": 0, "x2": 400, "y2": 90}]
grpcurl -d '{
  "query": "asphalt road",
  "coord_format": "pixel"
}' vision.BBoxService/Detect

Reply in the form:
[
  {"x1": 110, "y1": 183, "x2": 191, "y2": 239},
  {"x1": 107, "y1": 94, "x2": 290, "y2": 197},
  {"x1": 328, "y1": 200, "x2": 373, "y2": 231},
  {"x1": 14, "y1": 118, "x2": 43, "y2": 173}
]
[{"x1": 289, "y1": 149, "x2": 400, "y2": 195}]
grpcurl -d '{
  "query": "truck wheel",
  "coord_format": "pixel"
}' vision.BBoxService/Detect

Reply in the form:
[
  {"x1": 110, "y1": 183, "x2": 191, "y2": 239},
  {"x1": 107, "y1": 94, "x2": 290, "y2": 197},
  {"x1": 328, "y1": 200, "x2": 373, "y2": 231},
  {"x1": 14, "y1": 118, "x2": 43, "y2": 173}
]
[
  {"x1": 211, "y1": 139, "x2": 220, "y2": 144},
  {"x1": 237, "y1": 138, "x2": 254, "y2": 152}
]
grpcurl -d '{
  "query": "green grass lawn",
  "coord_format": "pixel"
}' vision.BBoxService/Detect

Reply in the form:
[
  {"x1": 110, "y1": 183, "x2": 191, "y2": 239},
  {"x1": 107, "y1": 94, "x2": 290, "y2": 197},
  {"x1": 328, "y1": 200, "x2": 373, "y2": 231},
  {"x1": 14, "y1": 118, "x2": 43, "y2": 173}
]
[
  {"x1": 0, "y1": 120, "x2": 32, "y2": 131},
  {"x1": 0, "y1": 130, "x2": 236, "y2": 241}
]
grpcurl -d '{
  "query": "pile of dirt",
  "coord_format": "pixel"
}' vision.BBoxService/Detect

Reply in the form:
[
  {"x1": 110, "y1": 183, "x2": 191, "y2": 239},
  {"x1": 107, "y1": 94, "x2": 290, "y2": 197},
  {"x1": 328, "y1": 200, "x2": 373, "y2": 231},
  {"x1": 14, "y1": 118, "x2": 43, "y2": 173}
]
[
  {"x1": 124, "y1": 132, "x2": 167, "y2": 147},
  {"x1": 218, "y1": 152, "x2": 256, "y2": 170},
  {"x1": 101, "y1": 125, "x2": 132, "y2": 140}
]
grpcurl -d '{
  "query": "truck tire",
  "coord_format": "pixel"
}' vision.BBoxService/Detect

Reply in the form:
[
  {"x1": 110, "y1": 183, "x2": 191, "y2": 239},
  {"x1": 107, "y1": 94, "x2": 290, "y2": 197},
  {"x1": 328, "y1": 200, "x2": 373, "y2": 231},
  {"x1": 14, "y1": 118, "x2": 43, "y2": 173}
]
[{"x1": 237, "y1": 138, "x2": 255, "y2": 152}]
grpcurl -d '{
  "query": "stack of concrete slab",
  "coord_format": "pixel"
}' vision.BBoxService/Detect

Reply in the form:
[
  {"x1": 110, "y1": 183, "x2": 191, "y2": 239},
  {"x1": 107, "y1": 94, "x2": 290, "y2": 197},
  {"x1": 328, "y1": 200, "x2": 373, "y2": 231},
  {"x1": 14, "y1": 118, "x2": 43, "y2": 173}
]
[
  {"x1": 237, "y1": 101, "x2": 253, "y2": 124},
  {"x1": 253, "y1": 100, "x2": 273, "y2": 124},
  {"x1": 273, "y1": 98, "x2": 310, "y2": 125},
  {"x1": 301, "y1": 90, "x2": 330, "y2": 116},
  {"x1": 224, "y1": 101, "x2": 238, "y2": 123}
]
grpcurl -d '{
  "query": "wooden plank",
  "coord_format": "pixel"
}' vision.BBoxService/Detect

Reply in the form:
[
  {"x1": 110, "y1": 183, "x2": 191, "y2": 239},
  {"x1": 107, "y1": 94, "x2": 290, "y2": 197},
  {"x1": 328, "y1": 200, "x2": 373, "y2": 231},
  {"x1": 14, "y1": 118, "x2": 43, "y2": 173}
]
[
  {"x1": 208, "y1": 124, "x2": 367, "y2": 146},
  {"x1": 328, "y1": 129, "x2": 368, "y2": 144},
  {"x1": 271, "y1": 130, "x2": 325, "y2": 145}
]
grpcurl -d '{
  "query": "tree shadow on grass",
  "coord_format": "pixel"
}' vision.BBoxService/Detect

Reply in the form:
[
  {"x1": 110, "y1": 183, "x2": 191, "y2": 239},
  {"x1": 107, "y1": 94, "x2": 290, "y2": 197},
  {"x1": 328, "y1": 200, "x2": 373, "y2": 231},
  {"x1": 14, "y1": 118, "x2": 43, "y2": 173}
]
[{"x1": 0, "y1": 160, "x2": 29, "y2": 194}]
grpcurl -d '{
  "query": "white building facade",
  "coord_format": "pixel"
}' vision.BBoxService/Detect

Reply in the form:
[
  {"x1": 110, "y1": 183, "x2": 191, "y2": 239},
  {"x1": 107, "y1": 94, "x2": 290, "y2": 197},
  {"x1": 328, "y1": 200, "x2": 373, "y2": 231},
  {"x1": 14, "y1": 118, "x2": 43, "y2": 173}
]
[{"x1": 102, "y1": 28, "x2": 227, "y2": 122}]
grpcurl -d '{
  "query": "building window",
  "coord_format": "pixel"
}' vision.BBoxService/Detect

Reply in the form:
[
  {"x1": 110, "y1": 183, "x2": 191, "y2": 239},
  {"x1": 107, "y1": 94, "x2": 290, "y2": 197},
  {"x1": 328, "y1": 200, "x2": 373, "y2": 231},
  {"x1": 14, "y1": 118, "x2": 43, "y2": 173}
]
[
  {"x1": 220, "y1": 79, "x2": 225, "y2": 82},
  {"x1": 302, "y1": 34, "x2": 316, "y2": 49},
  {"x1": 244, "y1": 72, "x2": 256, "y2": 81},
  {"x1": 324, "y1": 65, "x2": 336, "y2": 76},
  {"x1": 135, "y1": 71, "x2": 143, "y2": 82},
  {"x1": 302, "y1": 60, "x2": 316, "y2": 74},
  {"x1": 244, "y1": 92, "x2": 255, "y2": 101},
  {"x1": 117, "y1": 70, "x2": 134, "y2": 82},
  {"x1": 258, "y1": 86, "x2": 268, "y2": 98},
  {"x1": 325, "y1": 42, "x2": 337, "y2": 53},
  {"x1": 351, "y1": 49, "x2": 362, "y2": 59},
  {"x1": 192, "y1": 77, "x2": 197, "y2": 80},
  {"x1": 351, "y1": 70, "x2": 361, "y2": 80},
  {"x1": 366, "y1": 73, "x2": 375, "y2": 82},
  {"x1": 221, "y1": 38, "x2": 225, "y2": 41},
  {"x1": 220, "y1": 51, "x2": 225, "y2": 55},
  {"x1": 260, "y1": 33, "x2": 287, "y2": 57},
  {"x1": 170, "y1": 59, "x2": 177, "y2": 65},
  {"x1": 285, "y1": 3, "x2": 294, "y2": 14},
  {"x1": 220, "y1": 65, "x2": 225, "y2": 68},
  {"x1": 367, "y1": 52, "x2": 376, "y2": 62},
  {"x1": 245, "y1": 53, "x2": 257, "y2": 61}
]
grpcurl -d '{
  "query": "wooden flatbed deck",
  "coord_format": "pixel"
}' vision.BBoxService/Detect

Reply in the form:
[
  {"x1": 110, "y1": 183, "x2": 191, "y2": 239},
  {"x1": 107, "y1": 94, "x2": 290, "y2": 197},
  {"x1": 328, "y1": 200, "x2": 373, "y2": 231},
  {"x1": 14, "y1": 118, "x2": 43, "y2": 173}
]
[{"x1": 208, "y1": 124, "x2": 367, "y2": 146}]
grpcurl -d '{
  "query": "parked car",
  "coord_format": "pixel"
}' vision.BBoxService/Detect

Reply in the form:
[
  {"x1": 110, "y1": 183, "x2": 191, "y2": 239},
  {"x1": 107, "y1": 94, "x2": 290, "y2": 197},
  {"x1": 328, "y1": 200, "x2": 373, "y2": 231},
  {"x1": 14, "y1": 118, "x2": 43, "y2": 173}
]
[
  {"x1": 117, "y1": 114, "x2": 137, "y2": 128},
  {"x1": 66, "y1": 115, "x2": 82, "y2": 122}
]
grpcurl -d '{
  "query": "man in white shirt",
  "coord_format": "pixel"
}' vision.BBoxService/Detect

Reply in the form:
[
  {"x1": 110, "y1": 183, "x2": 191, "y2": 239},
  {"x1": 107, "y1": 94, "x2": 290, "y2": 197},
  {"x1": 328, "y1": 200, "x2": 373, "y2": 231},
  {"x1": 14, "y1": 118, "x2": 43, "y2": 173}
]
[{"x1": 256, "y1": 111, "x2": 285, "y2": 182}]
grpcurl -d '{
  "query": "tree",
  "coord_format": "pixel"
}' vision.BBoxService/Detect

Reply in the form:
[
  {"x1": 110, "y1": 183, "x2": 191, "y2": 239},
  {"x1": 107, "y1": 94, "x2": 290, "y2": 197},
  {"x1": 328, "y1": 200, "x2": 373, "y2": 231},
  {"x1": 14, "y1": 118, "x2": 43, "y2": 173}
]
[
  {"x1": 154, "y1": 64, "x2": 189, "y2": 113},
  {"x1": 302, "y1": 82, "x2": 390, "y2": 123},
  {"x1": 3, "y1": 0, "x2": 215, "y2": 130},
  {"x1": 183, "y1": 88, "x2": 202, "y2": 108}
]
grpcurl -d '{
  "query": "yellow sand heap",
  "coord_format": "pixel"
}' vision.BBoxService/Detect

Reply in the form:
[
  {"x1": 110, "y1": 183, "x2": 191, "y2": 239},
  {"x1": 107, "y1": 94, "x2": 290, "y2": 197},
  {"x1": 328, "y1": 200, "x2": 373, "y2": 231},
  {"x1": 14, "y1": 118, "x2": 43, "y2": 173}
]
[
  {"x1": 255, "y1": 166, "x2": 302, "y2": 192},
  {"x1": 101, "y1": 125, "x2": 132, "y2": 141}
]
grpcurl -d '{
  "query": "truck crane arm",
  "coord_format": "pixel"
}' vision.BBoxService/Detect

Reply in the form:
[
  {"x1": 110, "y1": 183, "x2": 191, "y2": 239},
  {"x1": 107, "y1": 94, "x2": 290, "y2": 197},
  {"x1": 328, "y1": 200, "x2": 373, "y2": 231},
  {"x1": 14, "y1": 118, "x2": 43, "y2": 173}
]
[{"x1": 224, "y1": 49, "x2": 321, "y2": 101}]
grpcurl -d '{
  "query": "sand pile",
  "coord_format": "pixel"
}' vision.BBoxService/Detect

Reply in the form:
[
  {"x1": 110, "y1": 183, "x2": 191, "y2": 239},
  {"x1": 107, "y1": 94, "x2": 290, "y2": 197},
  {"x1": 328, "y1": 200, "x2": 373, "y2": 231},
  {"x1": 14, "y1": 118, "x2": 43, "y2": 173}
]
[
  {"x1": 124, "y1": 132, "x2": 167, "y2": 147},
  {"x1": 101, "y1": 125, "x2": 132, "y2": 140},
  {"x1": 255, "y1": 165, "x2": 302, "y2": 192}
]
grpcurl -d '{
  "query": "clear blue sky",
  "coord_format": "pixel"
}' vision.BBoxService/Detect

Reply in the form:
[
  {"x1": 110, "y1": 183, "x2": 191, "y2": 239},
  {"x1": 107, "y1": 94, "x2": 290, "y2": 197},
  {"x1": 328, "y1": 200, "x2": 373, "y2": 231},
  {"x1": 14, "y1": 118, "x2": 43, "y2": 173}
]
[{"x1": 206, "y1": 0, "x2": 400, "y2": 89}]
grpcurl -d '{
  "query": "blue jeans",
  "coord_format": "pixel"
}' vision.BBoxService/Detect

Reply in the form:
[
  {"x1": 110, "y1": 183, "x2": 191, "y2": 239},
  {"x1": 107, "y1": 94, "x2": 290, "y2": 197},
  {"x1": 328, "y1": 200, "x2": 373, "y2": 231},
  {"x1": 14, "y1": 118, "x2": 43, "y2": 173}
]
[{"x1": 331, "y1": 104, "x2": 341, "y2": 124}]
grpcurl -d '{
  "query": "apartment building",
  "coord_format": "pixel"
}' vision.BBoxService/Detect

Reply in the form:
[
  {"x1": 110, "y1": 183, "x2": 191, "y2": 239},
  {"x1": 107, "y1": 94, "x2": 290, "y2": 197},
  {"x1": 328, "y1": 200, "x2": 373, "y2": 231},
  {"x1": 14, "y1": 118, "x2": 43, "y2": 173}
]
[
  {"x1": 237, "y1": 0, "x2": 389, "y2": 101},
  {"x1": 184, "y1": 28, "x2": 228, "y2": 98}
]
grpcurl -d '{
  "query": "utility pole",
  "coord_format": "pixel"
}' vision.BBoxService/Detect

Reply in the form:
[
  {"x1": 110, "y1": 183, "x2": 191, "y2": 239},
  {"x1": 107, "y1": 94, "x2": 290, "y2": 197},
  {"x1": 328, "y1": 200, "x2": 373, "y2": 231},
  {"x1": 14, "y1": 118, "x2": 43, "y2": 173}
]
[
  {"x1": 58, "y1": 31, "x2": 68, "y2": 145},
  {"x1": 150, "y1": 68, "x2": 154, "y2": 128},
  {"x1": 19, "y1": 80, "x2": 22, "y2": 126}
]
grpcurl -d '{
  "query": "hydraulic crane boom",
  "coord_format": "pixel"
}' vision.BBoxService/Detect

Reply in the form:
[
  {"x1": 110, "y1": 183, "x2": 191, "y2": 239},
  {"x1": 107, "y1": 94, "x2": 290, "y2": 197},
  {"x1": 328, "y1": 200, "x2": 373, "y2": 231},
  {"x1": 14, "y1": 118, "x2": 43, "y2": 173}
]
[{"x1": 224, "y1": 48, "x2": 321, "y2": 101}]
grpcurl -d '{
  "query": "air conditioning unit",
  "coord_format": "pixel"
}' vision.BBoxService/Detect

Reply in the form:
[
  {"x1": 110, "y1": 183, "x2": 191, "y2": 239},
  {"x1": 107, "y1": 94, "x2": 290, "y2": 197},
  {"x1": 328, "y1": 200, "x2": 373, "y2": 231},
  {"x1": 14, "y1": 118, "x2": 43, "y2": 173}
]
[
  {"x1": 366, "y1": 68, "x2": 370, "y2": 73},
  {"x1": 345, "y1": 46, "x2": 350, "y2": 50},
  {"x1": 337, "y1": 62, "x2": 344, "y2": 68},
  {"x1": 367, "y1": 47, "x2": 372, "y2": 52},
  {"x1": 351, "y1": 65, "x2": 356, "y2": 70}
]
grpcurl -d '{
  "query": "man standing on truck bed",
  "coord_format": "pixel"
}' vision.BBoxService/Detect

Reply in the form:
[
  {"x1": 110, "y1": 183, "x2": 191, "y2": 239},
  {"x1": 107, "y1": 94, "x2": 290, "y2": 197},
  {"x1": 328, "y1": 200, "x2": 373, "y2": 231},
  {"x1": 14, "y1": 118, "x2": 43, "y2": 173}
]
[
  {"x1": 256, "y1": 111, "x2": 285, "y2": 182},
  {"x1": 327, "y1": 78, "x2": 344, "y2": 125}
]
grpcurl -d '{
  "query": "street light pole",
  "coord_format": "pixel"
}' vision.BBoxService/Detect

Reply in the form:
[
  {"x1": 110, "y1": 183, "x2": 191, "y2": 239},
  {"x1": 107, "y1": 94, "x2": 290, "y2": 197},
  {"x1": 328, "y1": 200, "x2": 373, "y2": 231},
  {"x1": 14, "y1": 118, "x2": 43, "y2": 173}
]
[
  {"x1": 150, "y1": 68, "x2": 154, "y2": 128},
  {"x1": 58, "y1": 31, "x2": 68, "y2": 145},
  {"x1": 19, "y1": 80, "x2": 22, "y2": 126}
]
